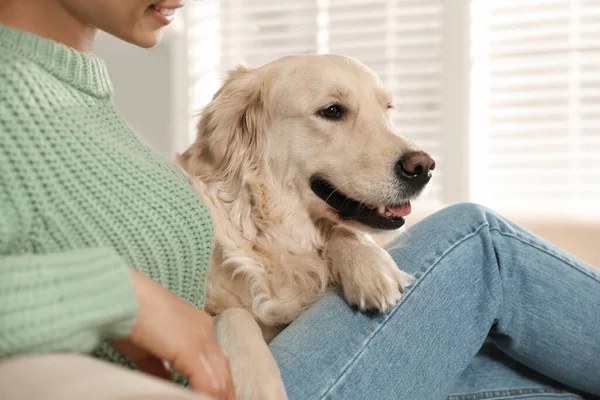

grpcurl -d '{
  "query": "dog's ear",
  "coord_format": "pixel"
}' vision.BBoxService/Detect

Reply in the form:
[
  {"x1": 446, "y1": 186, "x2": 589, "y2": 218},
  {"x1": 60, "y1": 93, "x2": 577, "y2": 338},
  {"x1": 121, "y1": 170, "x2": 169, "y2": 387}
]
[{"x1": 180, "y1": 65, "x2": 269, "y2": 182}]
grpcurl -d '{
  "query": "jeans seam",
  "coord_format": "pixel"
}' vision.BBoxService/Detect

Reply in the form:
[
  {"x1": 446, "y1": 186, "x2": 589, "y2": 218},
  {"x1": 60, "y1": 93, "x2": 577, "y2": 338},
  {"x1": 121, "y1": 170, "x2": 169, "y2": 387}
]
[
  {"x1": 448, "y1": 391, "x2": 580, "y2": 400},
  {"x1": 320, "y1": 222, "x2": 492, "y2": 400},
  {"x1": 488, "y1": 228, "x2": 600, "y2": 285}
]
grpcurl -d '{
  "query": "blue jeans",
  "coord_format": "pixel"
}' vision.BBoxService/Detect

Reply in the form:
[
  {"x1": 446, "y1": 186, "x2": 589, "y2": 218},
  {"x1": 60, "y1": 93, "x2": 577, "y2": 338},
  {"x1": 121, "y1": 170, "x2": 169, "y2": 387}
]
[{"x1": 269, "y1": 203, "x2": 600, "y2": 400}]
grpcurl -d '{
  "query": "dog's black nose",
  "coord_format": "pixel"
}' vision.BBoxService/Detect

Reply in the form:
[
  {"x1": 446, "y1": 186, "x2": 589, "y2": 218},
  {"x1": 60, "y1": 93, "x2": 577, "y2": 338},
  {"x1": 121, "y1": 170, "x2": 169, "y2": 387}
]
[{"x1": 396, "y1": 151, "x2": 435, "y2": 185}]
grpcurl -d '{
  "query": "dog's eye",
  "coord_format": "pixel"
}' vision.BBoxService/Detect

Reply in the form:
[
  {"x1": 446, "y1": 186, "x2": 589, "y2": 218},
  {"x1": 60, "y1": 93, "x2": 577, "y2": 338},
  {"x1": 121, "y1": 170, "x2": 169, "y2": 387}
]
[{"x1": 319, "y1": 104, "x2": 344, "y2": 120}]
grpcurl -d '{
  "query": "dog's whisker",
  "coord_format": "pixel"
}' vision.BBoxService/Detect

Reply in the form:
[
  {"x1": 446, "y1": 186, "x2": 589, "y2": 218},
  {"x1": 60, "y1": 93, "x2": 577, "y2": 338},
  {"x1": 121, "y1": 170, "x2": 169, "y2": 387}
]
[
  {"x1": 354, "y1": 202, "x2": 368, "y2": 216},
  {"x1": 324, "y1": 180, "x2": 353, "y2": 203}
]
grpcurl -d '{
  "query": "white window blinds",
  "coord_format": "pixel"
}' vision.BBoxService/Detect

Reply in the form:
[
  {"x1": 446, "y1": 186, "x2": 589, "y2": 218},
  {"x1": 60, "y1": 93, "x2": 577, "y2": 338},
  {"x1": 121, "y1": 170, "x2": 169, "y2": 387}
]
[
  {"x1": 219, "y1": 1, "x2": 318, "y2": 68},
  {"x1": 470, "y1": 0, "x2": 600, "y2": 212}
]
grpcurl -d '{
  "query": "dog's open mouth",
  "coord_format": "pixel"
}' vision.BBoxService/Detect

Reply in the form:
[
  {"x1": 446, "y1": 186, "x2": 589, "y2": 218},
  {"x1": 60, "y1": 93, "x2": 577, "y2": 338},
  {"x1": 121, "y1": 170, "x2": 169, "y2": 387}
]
[{"x1": 310, "y1": 177, "x2": 411, "y2": 230}]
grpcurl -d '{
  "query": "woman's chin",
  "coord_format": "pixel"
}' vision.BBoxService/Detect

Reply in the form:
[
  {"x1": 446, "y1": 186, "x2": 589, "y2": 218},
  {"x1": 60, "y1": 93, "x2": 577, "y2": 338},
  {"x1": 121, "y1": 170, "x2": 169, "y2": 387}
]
[
  {"x1": 113, "y1": 30, "x2": 163, "y2": 49},
  {"x1": 131, "y1": 31, "x2": 163, "y2": 49}
]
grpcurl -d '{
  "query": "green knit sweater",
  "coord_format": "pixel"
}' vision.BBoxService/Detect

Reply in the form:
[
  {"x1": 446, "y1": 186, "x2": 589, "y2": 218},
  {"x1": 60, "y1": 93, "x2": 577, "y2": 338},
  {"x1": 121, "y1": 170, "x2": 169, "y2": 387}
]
[{"x1": 0, "y1": 23, "x2": 214, "y2": 366}]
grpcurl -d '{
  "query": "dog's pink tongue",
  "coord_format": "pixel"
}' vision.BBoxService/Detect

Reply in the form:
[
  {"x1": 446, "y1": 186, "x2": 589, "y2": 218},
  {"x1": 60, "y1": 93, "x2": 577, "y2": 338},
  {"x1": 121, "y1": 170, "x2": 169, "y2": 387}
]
[{"x1": 387, "y1": 201, "x2": 412, "y2": 217}]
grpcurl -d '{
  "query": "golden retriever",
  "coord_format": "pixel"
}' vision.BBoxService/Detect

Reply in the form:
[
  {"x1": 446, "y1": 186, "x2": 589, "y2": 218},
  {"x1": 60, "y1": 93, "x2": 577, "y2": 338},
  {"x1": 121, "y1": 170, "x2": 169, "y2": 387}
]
[{"x1": 177, "y1": 54, "x2": 435, "y2": 399}]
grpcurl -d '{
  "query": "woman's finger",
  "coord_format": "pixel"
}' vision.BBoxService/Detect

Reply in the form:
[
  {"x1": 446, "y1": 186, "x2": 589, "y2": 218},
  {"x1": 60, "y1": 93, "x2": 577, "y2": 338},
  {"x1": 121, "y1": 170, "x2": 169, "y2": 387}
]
[
  {"x1": 182, "y1": 351, "x2": 226, "y2": 398},
  {"x1": 110, "y1": 339, "x2": 173, "y2": 381},
  {"x1": 223, "y1": 355, "x2": 236, "y2": 400},
  {"x1": 136, "y1": 356, "x2": 173, "y2": 382}
]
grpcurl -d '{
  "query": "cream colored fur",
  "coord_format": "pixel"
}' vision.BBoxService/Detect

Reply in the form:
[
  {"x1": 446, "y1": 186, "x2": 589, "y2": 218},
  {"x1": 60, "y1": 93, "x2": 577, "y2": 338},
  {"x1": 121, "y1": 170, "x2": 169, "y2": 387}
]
[{"x1": 177, "y1": 54, "x2": 429, "y2": 399}]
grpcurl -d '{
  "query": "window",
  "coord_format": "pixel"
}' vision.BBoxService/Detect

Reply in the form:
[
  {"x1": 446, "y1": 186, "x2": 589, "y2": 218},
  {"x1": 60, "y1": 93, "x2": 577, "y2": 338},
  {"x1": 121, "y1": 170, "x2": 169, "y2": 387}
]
[
  {"x1": 471, "y1": 0, "x2": 600, "y2": 214},
  {"x1": 185, "y1": 0, "x2": 600, "y2": 217}
]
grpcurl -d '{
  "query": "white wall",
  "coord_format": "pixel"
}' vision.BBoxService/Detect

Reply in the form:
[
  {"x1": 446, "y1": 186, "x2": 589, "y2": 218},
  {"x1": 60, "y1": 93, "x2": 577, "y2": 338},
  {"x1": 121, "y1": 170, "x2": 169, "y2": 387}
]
[{"x1": 93, "y1": 28, "x2": 189, "y2": 160}]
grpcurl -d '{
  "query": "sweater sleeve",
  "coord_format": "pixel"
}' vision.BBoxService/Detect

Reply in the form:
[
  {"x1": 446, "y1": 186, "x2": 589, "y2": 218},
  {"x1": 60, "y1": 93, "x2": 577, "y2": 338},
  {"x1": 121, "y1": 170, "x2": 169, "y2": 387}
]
[
  {"x1": 0, "y1": 190, "x2": 139, "y2": 358},
  {"x1": 0, "y1": 248, "x2": 140, "y2": 358}
]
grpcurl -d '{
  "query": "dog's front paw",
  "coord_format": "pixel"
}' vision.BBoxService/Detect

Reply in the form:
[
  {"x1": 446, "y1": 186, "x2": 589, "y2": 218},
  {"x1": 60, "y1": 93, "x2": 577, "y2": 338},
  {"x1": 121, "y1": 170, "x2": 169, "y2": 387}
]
[
  {"x1": 343, "y1": 248, "x2": 413, "y2": 312},
  {"x1": 327, "y1": 232, "x2": 413, "y2": 312}
]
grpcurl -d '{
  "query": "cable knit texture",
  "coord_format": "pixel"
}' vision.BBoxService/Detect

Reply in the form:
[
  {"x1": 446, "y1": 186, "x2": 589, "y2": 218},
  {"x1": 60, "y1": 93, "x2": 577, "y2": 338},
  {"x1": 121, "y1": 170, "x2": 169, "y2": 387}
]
[{"x1": 0, "y1": 23, "x2": 214, "y2": 369}]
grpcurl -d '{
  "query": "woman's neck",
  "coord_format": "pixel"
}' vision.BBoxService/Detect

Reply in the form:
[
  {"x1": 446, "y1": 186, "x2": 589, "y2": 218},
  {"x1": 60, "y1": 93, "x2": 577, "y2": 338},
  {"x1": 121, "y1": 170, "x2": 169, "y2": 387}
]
[{"x1": 0, "y1": 0, "x2": 96, "y2": 51}]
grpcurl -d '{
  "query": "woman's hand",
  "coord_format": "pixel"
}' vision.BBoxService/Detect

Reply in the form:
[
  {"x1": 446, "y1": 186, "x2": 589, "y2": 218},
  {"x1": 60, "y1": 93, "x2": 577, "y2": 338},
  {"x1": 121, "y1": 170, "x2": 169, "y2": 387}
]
[{"x1": 110, "y1": 268, "x2": 235, "y2": 400}]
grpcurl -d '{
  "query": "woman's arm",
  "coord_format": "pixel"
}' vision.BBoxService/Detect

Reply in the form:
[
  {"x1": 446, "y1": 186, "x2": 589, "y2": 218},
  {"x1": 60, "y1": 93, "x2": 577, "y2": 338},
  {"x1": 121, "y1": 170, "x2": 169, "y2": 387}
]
[
  {"x1": 0, "y1": 203, "x2": 234, "y2": 399},
  {"x1": 0, "y1": 228, "x2": 234, "y2": 399},
  {"x1": 0, "y1": 247, "x2": 139, "y2": 358}
]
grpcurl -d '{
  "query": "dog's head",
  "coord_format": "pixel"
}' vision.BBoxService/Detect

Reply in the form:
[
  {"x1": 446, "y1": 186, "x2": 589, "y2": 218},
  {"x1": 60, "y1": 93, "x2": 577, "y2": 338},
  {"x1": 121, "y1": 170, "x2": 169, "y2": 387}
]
[{"x1": 185, "y1": 54, "x2": 435, "y2": 232}]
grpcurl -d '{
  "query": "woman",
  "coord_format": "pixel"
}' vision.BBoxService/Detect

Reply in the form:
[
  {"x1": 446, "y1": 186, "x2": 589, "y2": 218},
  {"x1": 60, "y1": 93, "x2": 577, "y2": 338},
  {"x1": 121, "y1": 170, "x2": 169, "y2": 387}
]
[{"x1": 0, "y1": 1, "x2": 598, "y2": 399}]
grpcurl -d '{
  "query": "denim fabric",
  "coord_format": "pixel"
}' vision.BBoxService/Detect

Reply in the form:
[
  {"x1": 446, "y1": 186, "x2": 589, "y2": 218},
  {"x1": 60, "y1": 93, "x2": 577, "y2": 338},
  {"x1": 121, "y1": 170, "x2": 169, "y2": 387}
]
[{"x1": 269, "y1": 203, "x2": 600, "y2": 400}]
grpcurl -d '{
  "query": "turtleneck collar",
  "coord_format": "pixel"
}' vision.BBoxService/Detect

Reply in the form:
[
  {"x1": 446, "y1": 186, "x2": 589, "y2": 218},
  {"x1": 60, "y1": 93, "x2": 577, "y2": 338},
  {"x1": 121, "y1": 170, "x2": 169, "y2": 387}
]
[{"x1": 0, "y1": 23, "x2": 113, "y2": 99}]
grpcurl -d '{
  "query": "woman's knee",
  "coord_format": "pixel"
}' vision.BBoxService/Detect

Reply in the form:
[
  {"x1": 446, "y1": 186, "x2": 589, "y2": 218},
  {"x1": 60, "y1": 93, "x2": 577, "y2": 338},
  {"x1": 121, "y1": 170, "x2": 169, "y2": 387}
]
[
  {"x1": 426, "y1": 202, "x2": 497, "y2": 231},
  {"x1": 442, "y1": 201, "x2": 493, "y2": 218}
]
